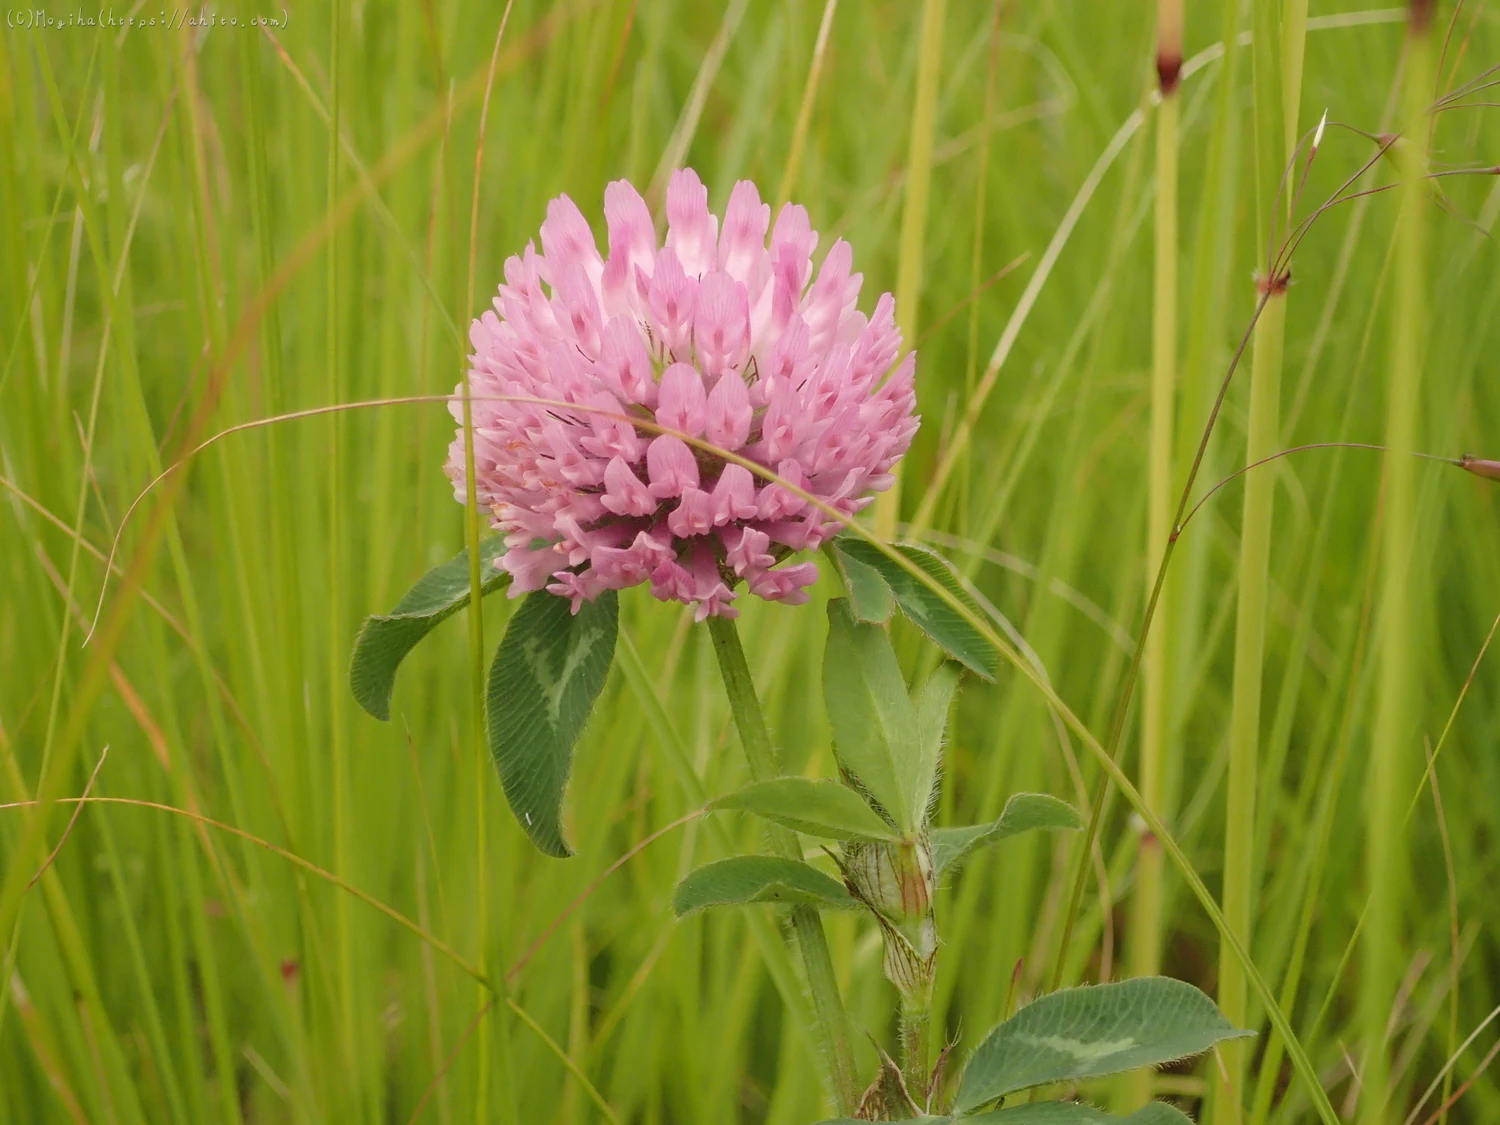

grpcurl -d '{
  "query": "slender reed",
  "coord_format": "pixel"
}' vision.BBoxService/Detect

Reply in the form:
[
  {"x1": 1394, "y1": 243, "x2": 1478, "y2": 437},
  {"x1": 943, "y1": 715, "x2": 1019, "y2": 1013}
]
[
  {"x1": 1362, "y1": 5, "x2": 1435, "y2": 1124},
  {"x1": 324, "y1": 2, "x2": 359, "y2": 1105},
  {"x1": 1124, "y1": 0, "x2": 1181, "y2": 1106},
  {"x1": 1215, "y1": 1, "x2": 1306, "y2": 1121},
  {"x1": 880, "y1": 0, "x2": 947, "y2": 538},
  {"x1": 776, "y1": 0, "x2": 839, "y2": 209},
  {"x1": 463, "y1": 10, "x2": 515, "y2": 1119}
]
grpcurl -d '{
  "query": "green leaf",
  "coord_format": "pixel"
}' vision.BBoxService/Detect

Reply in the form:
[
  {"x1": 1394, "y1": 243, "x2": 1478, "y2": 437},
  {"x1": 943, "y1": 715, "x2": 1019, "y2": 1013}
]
[
  {"x1": 964, "y1": 1102, "x2": 1194, "y2": 1123},
  {"x1": 931, "y1": 793, "x2": 1082, "y2": 879},
  {"x1": 673, "y1": 856, "x2": 858, "y2": 914},
  {"x1": 830, "y1": 543, "x2": 894, "y2": 623},
  {"x1": 350, "y1": 537, "x2": 509, "y2": 721},
  {"x1": 823, "y1": 599, "x2": 923, "y2": 834},
  {"x1": 914, "y1": 662, "x2": 961, "y2": 821},
  {"x1": 711, "y1": 778, "x2": 900, "y2": 842},
  {"x1": 817, "y1": 1105, "x2": 1192, "y2": 1125},
  {"x1": 954, "y1": 977, "x2": 1252, "y2": 1114},
  {"x1": 488, "y1": 590, "x2": 618, "y2": 858},
  {"x1": 834, "y1": 538, "x2": 1001, "y2": 682}
]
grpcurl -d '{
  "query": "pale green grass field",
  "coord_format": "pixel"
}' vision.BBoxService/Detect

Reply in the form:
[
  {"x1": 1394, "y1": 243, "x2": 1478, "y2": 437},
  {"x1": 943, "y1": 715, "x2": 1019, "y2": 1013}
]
[{"x1": 1, "y1": 2, "x2": 1498, "y2": 1123}]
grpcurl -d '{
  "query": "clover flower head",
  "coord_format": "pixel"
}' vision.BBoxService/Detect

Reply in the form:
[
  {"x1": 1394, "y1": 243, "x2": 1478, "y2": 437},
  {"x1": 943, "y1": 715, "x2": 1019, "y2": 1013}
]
[{"x1": 448, "y1": 168, "x2": 919, "y2": 619}]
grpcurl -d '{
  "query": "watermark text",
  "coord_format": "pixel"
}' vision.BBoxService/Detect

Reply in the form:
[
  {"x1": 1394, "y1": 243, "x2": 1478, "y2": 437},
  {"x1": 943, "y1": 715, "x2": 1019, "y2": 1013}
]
[{"x1": 6, "y1": 8, "x2": 290, "y2": 31}]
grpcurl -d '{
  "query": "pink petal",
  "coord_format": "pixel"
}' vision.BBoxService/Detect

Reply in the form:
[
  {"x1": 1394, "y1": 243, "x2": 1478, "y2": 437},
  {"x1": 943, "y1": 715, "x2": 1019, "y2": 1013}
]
[
  {"x1": 719, "y1": 180, "x2": 771, "y2": 284},
  {"x1": 596, "y1": 316, "x2": 657, "y2": 408},
  {"x1": 601, "y1": 179, "x2": 656, "y2": 317},
  {"x1": 704, "y1": 369, "x2": 753, "y2": 451},
  {"x1": 757, "y1": 459, "x2": 810, "y2": 520},
  {"x1": 601, "y1": 456, "x2": 656, "y2": 517},
  {"x1": 664, "y1": 168, "x2": 718, "y2": 278},
  {"x1": 760, "y1": 315, "x2": 814, "y2": 402},
  {"x1": 650, "y1": 558, "x2": 694, "y2": 605},
  {"x1": 592, "y1": 529, "x2": 671, "y2": 587},
  {"x1": 501, "y1": 546, "x2": 562, "y2": 595},
  {"x1": 802, "y1": 239, "x2": 860, "y2": 354},
  {"x1": 543, "y1": 339, "x2": 592, "y2": 401},
  {"x1": 686, "y1": 545, "x2": 737, "y2": 620},
  {"x1": 768, "y1": 203, "x2": 817, "y2": 293},
  {"x1": 748, "y1": 562, "x2": 818, "y2": 605},
  {"x1": 645, "y1": 434, "x2": 700, "y2": 498},
  {"x1": 709, "y1": 463, "x2": 758, "y2": 525},
  {"x1": 539, "y1": 194, "x2": 603, "y2": 289},
  {"x1": 666, "y1": 487, "x2": 715, "y2": 538},
  {"x1": 540, "y1": 420, "x2": 604, "y2": 487},
  {"x1": 552, "y1": 262, "x2": 603, "y2": 358},
  {"x1": 547, "y1": 568, "x2": 609, "y2": 614},
  {"x1": 693, "y1": 270, "x2": 751, "y2": 378},
  {"x1": 647, "y1": 247, "x2": 697, "y2": 355},
  {"x1": 722, "y1": 525, "x2": 775, "y2": 574},
  {"x1": 759, "y1": 380, "x2": 803, "y2": 464},
  {"x1": 578, "y1": 392, "x2": 644, "y2": 463},
  {"x1": 554, "y1": 516, "x2": 629, "y2": 567},
  {"x1": 656, "y1": 362, "x2": 708, "y2": 437}
]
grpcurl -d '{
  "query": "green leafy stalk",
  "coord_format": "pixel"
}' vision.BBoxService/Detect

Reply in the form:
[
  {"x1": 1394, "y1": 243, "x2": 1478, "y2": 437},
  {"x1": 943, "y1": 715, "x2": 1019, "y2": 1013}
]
[
  {"x1": 706, "y1": 615, "x2": 860, "y2": 1115},
  {"x1": 1361, "y1": 7, "x2": 1433, "y2": 1124}
]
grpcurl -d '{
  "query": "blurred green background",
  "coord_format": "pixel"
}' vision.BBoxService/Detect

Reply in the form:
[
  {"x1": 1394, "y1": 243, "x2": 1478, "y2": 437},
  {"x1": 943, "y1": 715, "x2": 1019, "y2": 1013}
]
[{"x1": 1, "y1": 1, "x2": 1498, "y2": 1122}]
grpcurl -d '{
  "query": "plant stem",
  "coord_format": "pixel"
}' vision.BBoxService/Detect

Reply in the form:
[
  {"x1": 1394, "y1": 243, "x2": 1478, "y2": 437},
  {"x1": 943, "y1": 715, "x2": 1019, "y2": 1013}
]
[
  {"x1": 1125, "y1": 0, "x2": 1180, "y2": 1107},
  {"x1": 464, "y1": 10, "x2": 514, "y2": 1121},
  {"x1": 776, "y1": 0, "x2": 839, "y2": 209},
  {"x1": 706, "y1": 615, "x2": 860, "y2": 1115},
  {"x1": 900, "y1": 985, "x2": 934, "y2": 1106},
  {"x1": 1214, "y1": 0, "x2": 1305, "y2": 1118},
  {"x1": 1215, "y1": 290, "x2": 1283, "y2": 1125},
  {"x1": 1361, "y1": 8, "x2": 1433, "y2": 1125},
  {"x1": 325, "y1": 3, "x2": 359, "y2": 1112}
]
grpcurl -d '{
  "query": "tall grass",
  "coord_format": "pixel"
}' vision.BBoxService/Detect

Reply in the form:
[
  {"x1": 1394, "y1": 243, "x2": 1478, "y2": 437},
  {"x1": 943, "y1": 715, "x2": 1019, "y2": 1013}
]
[
  {"x1": 1363, "y1": 8, "x2": 1436, "y2": 1125},
  {"x1": 1, "y1": 3, "x2": 1498, "y2": 1123}
]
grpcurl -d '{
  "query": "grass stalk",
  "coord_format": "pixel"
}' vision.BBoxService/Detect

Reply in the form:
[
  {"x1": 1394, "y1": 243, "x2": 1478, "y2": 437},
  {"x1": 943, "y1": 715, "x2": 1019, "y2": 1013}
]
[
  {"x1": 323, "y1": 3, "x2": 360, "y2": 1111},
  {"x1": 1360, "y1": 6, "x2": 1434, "y2": 1124},
  {"x1": 1214, "y1": 290, "x2": 1283, "y2": 1125},
  {"x1": 705, "y1": 615, "x2": 859, "y2": 1116},
  {"x1": 1124, "y1": 0, "x2": 1181, "y2": 1106},
  {"x1": 879, "y1": 0, "x2": 947, "y2": 539},
  {"x1": 959, "y1": 1, "x2": 1005, "y2": 531},
  {"x1": 776, "y1": 0, "x2": 838, "y2": 209},
  {"x1": 463, "y1": 9, "x2": 514, "y2": 1119},
  {"x1": 1214, "y1": 1, "x2": 1306, "y2": 1118}
]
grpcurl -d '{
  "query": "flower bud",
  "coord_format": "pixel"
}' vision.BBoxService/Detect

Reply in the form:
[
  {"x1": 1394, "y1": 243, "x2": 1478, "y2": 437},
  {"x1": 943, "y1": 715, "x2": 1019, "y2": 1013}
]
[
  {"x1": 843, "y1": 836, "x2": 937, "y2": 1001},
  {"x1": 1460, "y1": 454, "x2": 1500, "y2": 482}
]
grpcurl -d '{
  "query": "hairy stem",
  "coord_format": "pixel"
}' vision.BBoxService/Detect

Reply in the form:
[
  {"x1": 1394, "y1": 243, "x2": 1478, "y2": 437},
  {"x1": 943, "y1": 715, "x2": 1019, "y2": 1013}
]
[
  {"x1": 900, "y1": 982, "x2": 934, "y2": 1105},
  {"x1": 706, "y1": 615, "x2": 860, "y2": 1115}
]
